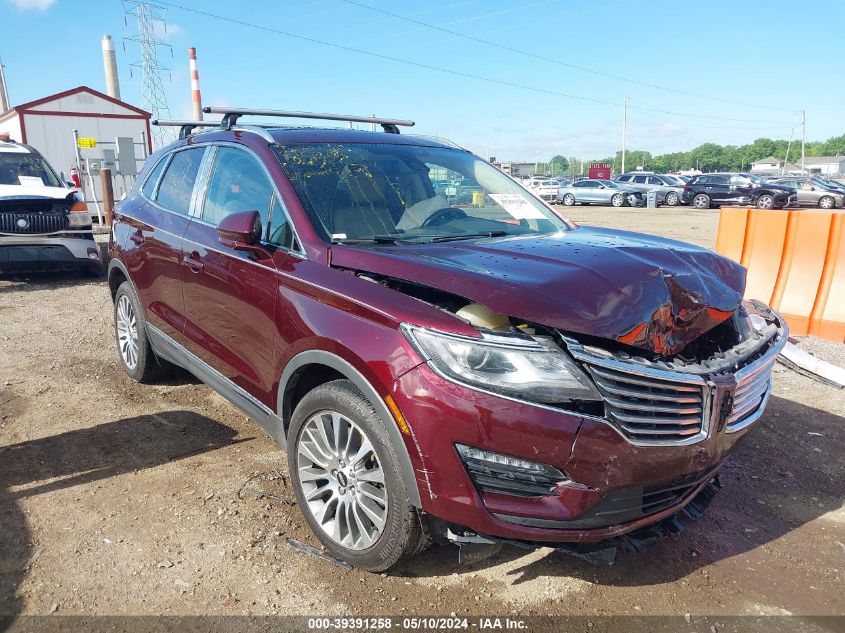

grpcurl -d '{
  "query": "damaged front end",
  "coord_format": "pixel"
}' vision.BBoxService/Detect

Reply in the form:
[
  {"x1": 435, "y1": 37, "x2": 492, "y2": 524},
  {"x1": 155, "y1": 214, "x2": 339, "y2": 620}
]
[{"x1": 564, "y1": 299, "x2": 788, "y2": 445}]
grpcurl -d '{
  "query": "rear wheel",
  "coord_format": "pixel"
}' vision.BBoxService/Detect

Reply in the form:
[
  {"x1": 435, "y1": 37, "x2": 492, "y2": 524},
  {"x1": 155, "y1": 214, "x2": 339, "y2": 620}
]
[
  {"x1": 665, "y1": 191, "x2": 680, "y2": 206},
  {"x1": 692, "y1": 194, "x2": 711, "y2": 209},
  {"x1": 562, "y1": 193, "x2": 576, "y2": 206},
  {"x1": 113, "y1": 281, "x2": 173, "y2": 383},
  {"x1": 819, "y1": 195, "x2": 835, "y2": 209},
  {"x1": 611, "y1": 193, "x2": 625, "y2": 207},
  {"x1": 756, "y1": 194, "x2": 774, "y2": 209},
  {"x1": 288, "y1": 379, "x2": 422, "y2": 571}
]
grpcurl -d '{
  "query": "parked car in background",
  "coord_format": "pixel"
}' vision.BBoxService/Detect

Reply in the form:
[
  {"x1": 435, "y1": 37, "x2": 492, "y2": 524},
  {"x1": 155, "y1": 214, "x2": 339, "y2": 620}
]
[
  {"x1": 770, "y1": 177, "x2": 845, "y2": 209},
  {"x1": 108, "y1": 111, "x2": 785, "y2": 571},
  {"x1": 681, "y1": 173, "x2": 797, "y2": 210},
  {"x1": 559, "y1": 179, "x2": 644, "y2": 207},
  {"x1": 0, "y1": 140, "x2": 100, "y2": 274},
  {"x1": 523, "y1": 176, "x2": 553, "y2": 189},
  {"x1": 614, "y1": 172, "x2": 685, "y2": 206},
  {"x1": 527, "y1": 179, "x2": 560, "y2": 202}
]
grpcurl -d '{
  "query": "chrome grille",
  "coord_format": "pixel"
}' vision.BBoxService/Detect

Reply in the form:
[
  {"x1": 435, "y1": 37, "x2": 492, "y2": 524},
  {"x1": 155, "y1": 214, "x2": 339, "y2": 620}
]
[
  {"x1": 587, "y1": 365, "x2": 706, "y2": 444},
  {"x1": 726, "y1": 354, "x2": 777, "y2": 430},
  {"x1": 0, "y1": 212, "x2": 69, "y2": 234}
]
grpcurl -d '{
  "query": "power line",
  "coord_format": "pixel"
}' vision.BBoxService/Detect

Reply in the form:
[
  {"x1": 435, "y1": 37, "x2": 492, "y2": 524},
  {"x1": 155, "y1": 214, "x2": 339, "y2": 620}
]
[
  {"x1": 340, "y1": 0, "x2": 802, "y2": 115},
  {"x1": 154, "y1": 1, "x2": 799, "y2": 126}
]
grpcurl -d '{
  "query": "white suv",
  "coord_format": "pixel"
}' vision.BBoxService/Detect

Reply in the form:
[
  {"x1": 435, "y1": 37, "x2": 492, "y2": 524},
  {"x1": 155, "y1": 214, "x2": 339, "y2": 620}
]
[{"x1": 0, "y1": 141, "x2": 101, "y2": 274}]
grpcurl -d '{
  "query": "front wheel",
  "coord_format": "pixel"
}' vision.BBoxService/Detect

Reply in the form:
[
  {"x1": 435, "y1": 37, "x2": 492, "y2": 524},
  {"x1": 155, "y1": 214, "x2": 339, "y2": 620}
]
[
  {"x1": 756, "y1": 194, "x2": 774, "y2": 209},
  {"x1": 692, "y1": 194, "x2": 711, "y2": 209},
  {"x1": 562, "y1": 193, "x2": 576, "y2": 206},
  {"x1": 288, "y1": 380, "x2": 422, "y2": 571},
  {"x1": 665, "y1": 191, "x2": 680, "y2": 206},
  {"x1": 611, "y1": 193, "x2": 625, "y2": 207}
]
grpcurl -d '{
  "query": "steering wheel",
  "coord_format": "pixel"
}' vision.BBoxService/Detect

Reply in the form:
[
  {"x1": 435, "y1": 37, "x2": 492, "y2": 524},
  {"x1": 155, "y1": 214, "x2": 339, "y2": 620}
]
[{"x1": 420, "y1": 207, "x2": 468, "y2": 228}]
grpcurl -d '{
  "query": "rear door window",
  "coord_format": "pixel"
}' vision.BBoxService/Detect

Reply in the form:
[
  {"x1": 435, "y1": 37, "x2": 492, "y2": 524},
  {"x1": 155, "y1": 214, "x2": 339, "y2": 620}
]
[{"x1": 154, "y1": 148, "x2": 205, "y2": 215}]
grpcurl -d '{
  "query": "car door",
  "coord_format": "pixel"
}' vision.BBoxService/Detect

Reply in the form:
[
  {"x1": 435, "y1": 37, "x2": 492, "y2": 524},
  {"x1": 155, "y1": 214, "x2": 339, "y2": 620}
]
[
  {"x1": 578, "y1": 180, "x2": 599, "y2": 202},
  {"x1": 795, "y1": 180, "x2": 816, "y2": 206},
  {"x1": 180, "y1": 143, "x2": 297, "y2": 404},
  {"x1": 124, "y1": 146, "x2": 207, "y2": 342},
  {"x1": 706, "y1": 175, "x2": 731, "y2": 204}
]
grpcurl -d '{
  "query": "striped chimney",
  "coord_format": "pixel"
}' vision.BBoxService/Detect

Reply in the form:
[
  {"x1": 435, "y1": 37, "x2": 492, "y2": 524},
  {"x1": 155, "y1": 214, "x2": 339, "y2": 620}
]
[{"x1": 189, "y1": 47, "x2": 203, "y2": 121}]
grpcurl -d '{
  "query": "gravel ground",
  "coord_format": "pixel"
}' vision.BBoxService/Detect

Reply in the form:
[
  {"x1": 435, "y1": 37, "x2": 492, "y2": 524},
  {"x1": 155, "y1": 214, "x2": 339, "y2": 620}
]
[{"x1": 0, "y1": 208, "x2": 842, "y2": 626}]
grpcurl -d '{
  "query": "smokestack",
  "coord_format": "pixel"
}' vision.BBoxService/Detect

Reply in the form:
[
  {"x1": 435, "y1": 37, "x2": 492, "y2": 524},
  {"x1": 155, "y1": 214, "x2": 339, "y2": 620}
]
[
  {"x1": 101, "y1": 35, "x2": 120, "y2": 100},
  {"x1": 189, "y1": 47, "x2": 203, "y2": 121},
  {"x1": 0, "y1": 58, "x2": 9, "y2": 113}
]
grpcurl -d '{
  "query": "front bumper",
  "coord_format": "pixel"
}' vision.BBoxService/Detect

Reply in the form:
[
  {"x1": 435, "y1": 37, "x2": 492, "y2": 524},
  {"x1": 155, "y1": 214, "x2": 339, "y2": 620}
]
[
  {"x1": 392, "y1": 314, "x2": 786, "y2": 543},
  {"x1": 0, "y1": 234, "x2": 101, "y2": 273}
]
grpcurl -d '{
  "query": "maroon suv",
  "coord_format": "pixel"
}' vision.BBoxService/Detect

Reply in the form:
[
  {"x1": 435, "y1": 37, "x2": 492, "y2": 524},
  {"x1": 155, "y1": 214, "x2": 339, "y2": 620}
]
[{"x1": 108, "y1": 110, "x2": 786, "y2": 571}]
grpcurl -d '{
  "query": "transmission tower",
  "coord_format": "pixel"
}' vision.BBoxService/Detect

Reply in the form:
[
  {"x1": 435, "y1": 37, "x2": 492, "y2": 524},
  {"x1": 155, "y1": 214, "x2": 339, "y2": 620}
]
[{"x1": 123, "y1": 1, "x2": 174, "y2": 149}]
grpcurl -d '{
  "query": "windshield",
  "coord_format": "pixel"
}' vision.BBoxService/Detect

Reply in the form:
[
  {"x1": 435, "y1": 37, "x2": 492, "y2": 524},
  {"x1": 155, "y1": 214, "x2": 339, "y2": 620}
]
[
  {"x1": 274, "y1": 143, "x2": 570, "y2": 243},
  {"x1": 0, "y1": 152, "x2": 63, "y2": 188}
]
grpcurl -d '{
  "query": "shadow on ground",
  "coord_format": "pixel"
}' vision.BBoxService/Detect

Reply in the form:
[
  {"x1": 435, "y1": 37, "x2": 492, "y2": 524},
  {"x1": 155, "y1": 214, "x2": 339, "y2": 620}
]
[
  {"x1": 0, "y1": 271, "x2": 104, "y2": 295},
  {"x1": 395, "y1": 395, "x2": 845, "y2": 585},
  {"x1": 0, "y1": 411, "x2": 243, "y2": 621}
]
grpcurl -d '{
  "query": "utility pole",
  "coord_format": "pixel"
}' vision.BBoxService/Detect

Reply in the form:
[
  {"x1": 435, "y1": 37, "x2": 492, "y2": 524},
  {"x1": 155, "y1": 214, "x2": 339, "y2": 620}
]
[
  {"x1": 621, "y1": 96, "x2": 628, "y2": 174},
  {"x1": 0, "y1": 57, "x2": 10, "y2": 113},
  {"x1": 783, "y1": 127, "x2": 794, "y2": 176},
  {"x1": 801, "y1": 110, "x2": 806, "y2": 175}
]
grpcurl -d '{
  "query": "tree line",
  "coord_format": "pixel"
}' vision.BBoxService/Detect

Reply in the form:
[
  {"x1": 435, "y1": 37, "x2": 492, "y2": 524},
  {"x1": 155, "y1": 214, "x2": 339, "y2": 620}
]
[{"x1": 545, "y1": 133, "x2": 845, "y2": 175}]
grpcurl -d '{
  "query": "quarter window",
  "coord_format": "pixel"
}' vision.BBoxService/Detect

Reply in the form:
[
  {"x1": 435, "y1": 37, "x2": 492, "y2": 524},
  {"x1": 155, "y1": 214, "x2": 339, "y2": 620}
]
[
  {"x1": 141, "y1": 155, "x2": 168, "y2": 199},
  {"x1": 154, "y1": 148, "x2": 205, "y2": 215}
]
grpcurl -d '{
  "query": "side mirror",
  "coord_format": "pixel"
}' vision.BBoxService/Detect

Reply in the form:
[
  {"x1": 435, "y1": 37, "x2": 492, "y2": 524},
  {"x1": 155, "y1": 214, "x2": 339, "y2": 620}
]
[{"x1": 217, "y1": 210, "x2": 269, "y2": 258}]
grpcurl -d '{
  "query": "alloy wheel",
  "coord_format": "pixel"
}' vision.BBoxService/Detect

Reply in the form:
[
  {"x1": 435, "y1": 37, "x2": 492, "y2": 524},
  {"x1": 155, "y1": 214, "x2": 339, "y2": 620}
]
[
  {"x1": 611, "y1": 193, "x2": 624, "y2": 207},
  {"x1": 693, "y1": 194, "x2": 709, "y2": 209},
  {"x1": 563, "y1": 194, "x2": 575, "y2": 205},
  {"x1": 666, "y1": 192, "x2": 679, "y2": 206},
  {"x1": 757, "y1": 195, "x2": 774, "y2": 209},
  {"x1": 296, "y1": 410, "x2": 388, "y2": 550},
  {"x1": 819, "y1": 196, "x2": 834, "y2": 209},
  {"x1": 116, "y1": 294, "x2": 139, "y2": 370}
]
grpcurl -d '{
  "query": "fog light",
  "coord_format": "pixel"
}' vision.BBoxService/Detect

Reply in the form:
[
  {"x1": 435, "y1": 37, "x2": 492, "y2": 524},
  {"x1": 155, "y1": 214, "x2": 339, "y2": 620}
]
[
  {"x1": 456, "y1": 444, "x2": 568, "y2": 498},
  {"x1": 87, "y1": 247, "x2": 99, "y2": 260}
]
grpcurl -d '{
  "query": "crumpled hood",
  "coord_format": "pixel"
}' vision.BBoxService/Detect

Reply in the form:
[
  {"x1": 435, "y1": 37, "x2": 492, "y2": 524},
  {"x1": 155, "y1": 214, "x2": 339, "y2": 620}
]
[{"x1": 331, "y1": 226, "x2": 747, "y2": 356}]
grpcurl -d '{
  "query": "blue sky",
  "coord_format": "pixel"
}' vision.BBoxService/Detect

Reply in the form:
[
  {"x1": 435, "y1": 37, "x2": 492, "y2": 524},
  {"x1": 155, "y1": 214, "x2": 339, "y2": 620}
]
[{"x1": 2, "y1": 0, "x2": 842, "y2": 160}]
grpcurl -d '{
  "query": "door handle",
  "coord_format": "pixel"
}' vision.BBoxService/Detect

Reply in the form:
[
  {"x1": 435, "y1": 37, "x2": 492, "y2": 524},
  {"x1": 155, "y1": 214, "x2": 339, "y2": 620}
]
[
  {"x1": 182, "y1": 253, "x2": 204, "y2": 272},
  {"x1": 129, "y1": 230, "x2": 145, "y2": 245}
]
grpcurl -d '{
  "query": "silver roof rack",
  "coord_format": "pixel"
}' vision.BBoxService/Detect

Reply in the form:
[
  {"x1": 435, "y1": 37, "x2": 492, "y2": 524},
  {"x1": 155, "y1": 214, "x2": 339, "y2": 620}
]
[
  {"x1": 203, "y1": 107, "x2": 415, "y2": 135},
  {"x1": 152, "y1": 119, "x2": 218, "y2": 140}
]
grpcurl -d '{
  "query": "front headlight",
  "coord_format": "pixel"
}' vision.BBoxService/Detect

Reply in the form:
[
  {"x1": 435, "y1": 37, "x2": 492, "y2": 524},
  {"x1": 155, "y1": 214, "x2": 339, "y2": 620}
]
[
  {"x1": 68, "y1": 211, "x2": 92, "y2": 227},
  {"x1": 402, "y1": 325, "x2": 601, "y2": 404}
]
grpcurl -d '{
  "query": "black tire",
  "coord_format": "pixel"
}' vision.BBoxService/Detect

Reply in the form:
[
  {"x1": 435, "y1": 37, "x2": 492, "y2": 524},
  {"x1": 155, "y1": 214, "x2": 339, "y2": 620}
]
[
  {"x1": 665, "y1": 191, "x2": 680, "y2": 206},
  {"x1": 562, "y1": 193, "x2": 576, "y2": 206},
  {"x1": 819, "y1": 196, "x2": 835, "y2": 209},
  {"x1": 756, "y1": 194, "x2": 774, "y2": 209},
  {"x1": 611, "y1": 193, "x2": 624, "y2": 207},
  {"x1": 287, "y1": 379, "x2": 422, "y2": 572},
  {"x1": 113, "y1": 281, "x2": 173, "y2": 383},
  {"x1": 692, "y1": 193, "x2": 711, "y2": 209}
]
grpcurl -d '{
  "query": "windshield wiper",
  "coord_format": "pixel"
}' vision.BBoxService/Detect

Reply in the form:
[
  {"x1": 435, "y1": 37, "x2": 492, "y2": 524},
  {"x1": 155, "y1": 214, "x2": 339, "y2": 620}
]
[{"x1": 430, "y1": 231, "x2": 508, "y2": 243}]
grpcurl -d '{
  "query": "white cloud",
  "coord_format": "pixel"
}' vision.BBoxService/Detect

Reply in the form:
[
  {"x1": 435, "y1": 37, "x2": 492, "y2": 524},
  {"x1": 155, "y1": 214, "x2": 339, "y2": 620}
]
[
  {"x1": 7, "y1": 0, "x2": 56, "y2": 10},
  {"x1": 153, "y1": 21, "x2": 184, "y2": 41}
]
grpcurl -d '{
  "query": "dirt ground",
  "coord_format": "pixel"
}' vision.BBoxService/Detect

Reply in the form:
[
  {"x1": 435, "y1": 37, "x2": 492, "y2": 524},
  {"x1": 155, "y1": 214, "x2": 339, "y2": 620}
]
[{"x1": 1, "y1": 208, "x2": 843, "y2": 627}]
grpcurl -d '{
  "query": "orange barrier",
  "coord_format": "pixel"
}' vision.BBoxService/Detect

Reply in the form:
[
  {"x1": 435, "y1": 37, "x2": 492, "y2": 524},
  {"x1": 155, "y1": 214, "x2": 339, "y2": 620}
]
[{"x1": 715, "y1": 207, "x2": 845, "y2": 343}]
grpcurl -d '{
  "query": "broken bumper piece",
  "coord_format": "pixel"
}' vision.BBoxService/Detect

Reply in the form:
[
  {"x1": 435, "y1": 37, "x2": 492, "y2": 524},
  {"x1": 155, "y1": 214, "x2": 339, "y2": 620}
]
[{"x1": 440, "y1": 478, "x2": 721, "y2": 567}]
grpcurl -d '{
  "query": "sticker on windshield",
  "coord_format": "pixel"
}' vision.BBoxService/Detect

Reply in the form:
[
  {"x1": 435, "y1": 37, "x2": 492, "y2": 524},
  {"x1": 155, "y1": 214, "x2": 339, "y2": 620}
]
[
  {"x1": 18, "y1": 176, "x2": 45, "y2": 187},
  {"x1": 489, "y1": 193, "x2": 545, "y2": 219}
]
